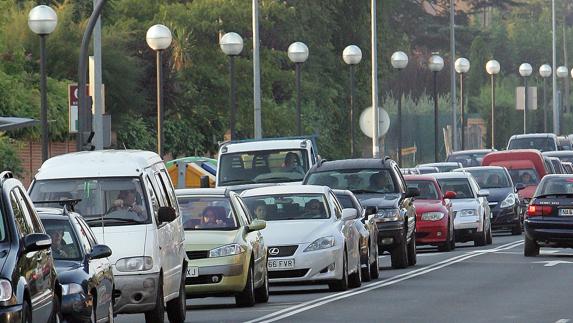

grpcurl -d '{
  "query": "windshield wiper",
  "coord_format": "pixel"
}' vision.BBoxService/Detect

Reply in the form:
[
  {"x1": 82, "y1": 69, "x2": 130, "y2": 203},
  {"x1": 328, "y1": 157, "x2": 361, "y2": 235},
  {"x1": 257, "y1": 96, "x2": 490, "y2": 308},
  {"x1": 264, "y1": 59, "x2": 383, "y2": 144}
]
[
  {"x1": 256, "y1": 177, "x2": 300, "y2": 183},
  {"x1": 352, "y1": 189, "x2": 382, "y2": 194},
  {"x1": 221, "y1": 179, "x2": 255, "y2": 186},
  {"x1": 85, "y1": 217, "x2": 143, "y2": 225}
]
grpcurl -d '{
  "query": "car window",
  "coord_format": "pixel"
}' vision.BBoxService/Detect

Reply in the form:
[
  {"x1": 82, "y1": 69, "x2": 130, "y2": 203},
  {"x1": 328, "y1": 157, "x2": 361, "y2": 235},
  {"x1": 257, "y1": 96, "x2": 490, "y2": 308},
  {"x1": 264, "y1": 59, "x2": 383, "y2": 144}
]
[
  {"x1": 405, "y1": 180, "x2": 439, "y2": 199},
  {"x1": 76, "y1": 217, "x2": 98, "y2": 247},
  {"x1": 73, "y1": 218, "x2": 93, "y2": 253},
  {"x1": 177, "y1": 196, "x2": 238, "y2": 230},
  {"x1": 16, "y1": 188, "x2": 43, "y2": 233},
  {"x1": 508, "y1": 169, "x2": 540, "y2": 187},
  {"x1": 243, "y1": 193, "x2": 330, "y2": 221},
  {"x1": 329, "y1": 192, "x2": 343, "y2": 218},
  {"x1": 306, "y1": 168, "x2": 397, "y2": 193},
  {"x1": 158, "y1": 170, "x2": 176, "y2": 209},
  {"x1": 508, "y1": 137, "x2": 556, "y2": 152},
  {"x1": 536, "y1": 177, "x2": 573, "y2": 196},
  {"x1": 437, "y1": 179, "x2": 474, "y2": 199},
  {"x1": 10, "y1": 191, "x2": 31, "y2": 237},
  {"x1": 153, "y1": 173, "x2": 169, "y2": 207},
  {"x1": 146, "y1": 176, "x2": 160, "y2": 213},
  {"x1": 235, "y1": 196, "x2": 254, "y2": 224},
  {"x1": 43, "y1": 219, "x2": 82, "y2": 260},
  {"x1": 465, "y1": 169, "x2": 511, "y2": 189}
]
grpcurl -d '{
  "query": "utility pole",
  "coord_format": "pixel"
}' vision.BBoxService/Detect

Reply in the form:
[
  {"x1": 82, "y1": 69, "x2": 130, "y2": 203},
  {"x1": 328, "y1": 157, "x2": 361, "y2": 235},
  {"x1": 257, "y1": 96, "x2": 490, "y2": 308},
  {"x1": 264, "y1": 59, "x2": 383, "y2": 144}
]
[
  {"x1": 450, "y1": 0, "x2": 458, "y2": 151},
  {"x1": 371, "y1": 0, "x2": 380, "y2": 158},
  {"x1": 552, "y1": 0, "x2": 560, "y2": 134},
  {"x1": 253, "y1": 0, "x2": 262, "y2": 139},
  {"x1": 92, "y1": 0, "x2": 104, "y2": 150}
]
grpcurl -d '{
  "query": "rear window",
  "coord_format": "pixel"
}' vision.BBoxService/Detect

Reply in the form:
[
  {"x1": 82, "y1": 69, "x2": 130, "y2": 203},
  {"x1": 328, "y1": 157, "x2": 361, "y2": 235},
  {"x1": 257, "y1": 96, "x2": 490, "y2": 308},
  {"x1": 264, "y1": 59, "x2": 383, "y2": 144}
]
[
  {"x1": 446, "y1": 154, "x2": 484, "y2": 167},
  {"x1": 508, "y1": 169, "x2": 539, "y2": 187},
  {"x1": 464, "y1": 169, "x2": 511, "y2": 189},
  {"x1": 177, "y1": 196, "x2": 238, "y2": 230},
  {"x1": 536, "y1": 177, "x2": 573, "y2": 196},
  {"x1": 436, "y1": 179, "x2": 474, "y2": 199},
  {"x1": 405, "y1": 180, "x2": 439, "y2": 200},
  {"x1": 305, "y1": 168, "x2": 397, "y2": 194},
  {"x1": 508, "y1": 137, "x2": 556, "y2": 152}
]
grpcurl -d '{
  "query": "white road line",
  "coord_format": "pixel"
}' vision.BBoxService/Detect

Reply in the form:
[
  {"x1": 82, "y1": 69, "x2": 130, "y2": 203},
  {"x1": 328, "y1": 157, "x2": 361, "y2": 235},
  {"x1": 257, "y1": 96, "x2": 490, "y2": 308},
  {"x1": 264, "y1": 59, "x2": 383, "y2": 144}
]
[
  {"x1": 555, "y1": 319, "x2": 570, "y2": 323},
  {"x1": 245, "y1": 240, "x2": 523, "y2": 323}
]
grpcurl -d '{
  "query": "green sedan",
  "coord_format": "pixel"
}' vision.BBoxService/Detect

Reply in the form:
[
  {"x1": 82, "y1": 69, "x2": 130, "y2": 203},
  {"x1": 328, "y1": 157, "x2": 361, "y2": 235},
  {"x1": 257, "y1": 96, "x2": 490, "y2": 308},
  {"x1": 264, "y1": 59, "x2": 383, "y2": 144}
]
[{"x1": 176, "y1": 188, "x2": 269, "y2": 307}]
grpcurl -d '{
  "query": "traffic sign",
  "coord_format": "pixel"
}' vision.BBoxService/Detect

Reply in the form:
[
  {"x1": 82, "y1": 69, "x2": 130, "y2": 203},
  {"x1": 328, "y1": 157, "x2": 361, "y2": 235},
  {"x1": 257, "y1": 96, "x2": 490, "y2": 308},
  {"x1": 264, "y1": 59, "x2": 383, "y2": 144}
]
[{"x1": 359, "y1": 107, "x2": 390, "y2": 138}]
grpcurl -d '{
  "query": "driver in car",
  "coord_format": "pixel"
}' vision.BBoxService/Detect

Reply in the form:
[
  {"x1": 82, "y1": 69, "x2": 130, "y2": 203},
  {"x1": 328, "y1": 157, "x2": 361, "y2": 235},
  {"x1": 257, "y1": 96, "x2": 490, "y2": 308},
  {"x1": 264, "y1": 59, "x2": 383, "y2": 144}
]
[
  {"x1": 111, "y1": 190, "x2": 144, "y2": 218},
  {"x1": 282, "y1": 152, "x2": 304, "y2": 174},
  {"x1": 304, "y1": 199, "x2": 324, "y2": 217}
]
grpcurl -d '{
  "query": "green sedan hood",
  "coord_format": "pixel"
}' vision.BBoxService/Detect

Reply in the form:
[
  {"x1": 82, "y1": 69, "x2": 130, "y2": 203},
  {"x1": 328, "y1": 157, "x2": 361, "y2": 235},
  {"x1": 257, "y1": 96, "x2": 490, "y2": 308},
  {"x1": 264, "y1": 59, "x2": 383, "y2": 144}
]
[{"x1": 184, "y1": 229, "x2": 240, "y2": 251}]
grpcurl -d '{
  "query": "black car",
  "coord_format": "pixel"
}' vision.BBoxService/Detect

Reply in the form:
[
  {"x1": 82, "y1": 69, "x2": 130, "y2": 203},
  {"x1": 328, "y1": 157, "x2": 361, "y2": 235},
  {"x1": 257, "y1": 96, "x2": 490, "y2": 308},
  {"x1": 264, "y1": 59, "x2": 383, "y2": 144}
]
[
  {"x1": 456, "y1": 166, "x2": 523, "y2": 235},
  {"x1": 524, "y1": 175, "x2": 573, "y2": 256},
  {"x1": 37, "y1": 205, "x2": 114, "y2": 322},
  {"x1": 446, "y1": 149, "x2": 495, "y2": 167},
  {"x1": 0, "y1": 171, "x2": 60, "y2": 322},
  {"x1": 304, "y1": 158, "x2": 418, "y2": 269}
]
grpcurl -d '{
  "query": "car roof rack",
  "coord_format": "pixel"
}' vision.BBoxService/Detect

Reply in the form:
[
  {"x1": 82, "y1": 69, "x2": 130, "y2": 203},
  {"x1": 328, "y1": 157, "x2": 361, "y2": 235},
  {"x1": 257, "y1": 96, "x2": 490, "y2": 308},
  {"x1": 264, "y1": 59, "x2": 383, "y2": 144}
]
[
  {"x1": 33, "y1": 199, "x2": 81, "y2": 214},
  {"x1": 0, "y1": 171, "x2": 13, "y2": 183}
]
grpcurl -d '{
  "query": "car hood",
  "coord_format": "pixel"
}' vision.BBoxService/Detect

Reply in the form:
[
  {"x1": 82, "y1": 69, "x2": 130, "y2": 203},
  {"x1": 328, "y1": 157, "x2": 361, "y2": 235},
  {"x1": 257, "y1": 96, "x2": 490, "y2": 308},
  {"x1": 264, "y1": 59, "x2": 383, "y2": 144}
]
[
  {"x1": 261, "y1": 219, "x2": 336, "y2": 245},
  {"x1": 184, "y1": 230, "x2": 239, "y2": 251},
  {"x1": 55, "y1": 260, "x2": 86, "y2": 284},
  {"x1": 450, "y1": 199, "x2": 480, "y2": 211},
  {"x1": 413, "y1": 199, "x2": 444, "y2": 213},
  {"x1": 89, "y1": 225, "x2": 146, "y2": 266},
  {"x1": 484, "y1": 187, "x2": 512, "y2": 202},
  {"x1": 355, "y1": 193, "x2": 401, "y2": 209}
]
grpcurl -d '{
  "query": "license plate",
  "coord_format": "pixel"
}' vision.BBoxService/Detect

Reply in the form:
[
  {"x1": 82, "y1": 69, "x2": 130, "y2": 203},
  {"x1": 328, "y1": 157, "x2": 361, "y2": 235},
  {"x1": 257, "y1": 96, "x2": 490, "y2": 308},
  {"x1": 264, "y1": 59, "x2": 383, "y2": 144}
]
[
  {"x1": 267, "y1": 259, "x2": 295, "y2": 271},
  {"x1": 186, "y1": 266, "x2": 199, "y2": 278},
  {"x1": 559, "y1": 209, "x2": 573, "y2": 216}
]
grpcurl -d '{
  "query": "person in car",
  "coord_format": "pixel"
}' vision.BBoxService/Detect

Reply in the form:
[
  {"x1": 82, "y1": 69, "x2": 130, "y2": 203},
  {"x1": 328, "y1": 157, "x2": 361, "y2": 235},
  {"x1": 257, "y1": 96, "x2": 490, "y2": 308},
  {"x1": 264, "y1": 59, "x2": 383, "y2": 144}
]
[
  {"x1": 520, "y1": 172, "x2": 535, "y2": 185},
  {"x1": 111, "y1": 190, "x2": 144, "y2": 217},
  {"x1": 253, "y1": 201, "x2": 268, "y2": 220},
  {"x1": 345, "y1": 174, "x2": 363, "y2": 190},
  {"x1": 304, "y1": 199, "x2": 324, "y2": 217},
  {"x1": 282, "y1": 152, "x2": 304, "y2": 174},
  {"x1": 369, "y1": 172, "x2": 391, "y2": 192},
  {"x1": 47, "y1": 227, "x2": 78, "y2": 259},
  {"x1": 418, "y1": 183, "x2": 433, "y2": 199},
  {"x1": 486, "y1": 174, "x2": 502, "y2": 188}
]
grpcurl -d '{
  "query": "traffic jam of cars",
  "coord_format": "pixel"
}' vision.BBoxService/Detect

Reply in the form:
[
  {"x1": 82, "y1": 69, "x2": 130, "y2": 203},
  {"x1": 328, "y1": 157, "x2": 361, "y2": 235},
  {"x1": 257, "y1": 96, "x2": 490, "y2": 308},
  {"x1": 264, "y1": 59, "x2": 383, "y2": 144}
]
[{"x1": 1, "y1": 133, "x2": 573, "y2": 322}]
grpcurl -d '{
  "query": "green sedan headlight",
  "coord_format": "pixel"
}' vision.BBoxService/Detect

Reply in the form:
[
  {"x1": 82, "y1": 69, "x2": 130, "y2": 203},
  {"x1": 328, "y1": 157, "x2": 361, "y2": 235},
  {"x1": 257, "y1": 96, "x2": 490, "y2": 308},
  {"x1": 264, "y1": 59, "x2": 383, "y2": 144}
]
[{"x1": 209, "y1": 244, "x2": 245, "y2": 258}]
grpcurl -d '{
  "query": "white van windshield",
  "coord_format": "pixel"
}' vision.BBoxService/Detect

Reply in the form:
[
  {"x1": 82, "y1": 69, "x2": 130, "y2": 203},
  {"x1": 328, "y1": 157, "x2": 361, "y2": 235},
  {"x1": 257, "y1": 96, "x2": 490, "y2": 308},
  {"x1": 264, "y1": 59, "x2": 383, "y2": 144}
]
[
  {"x1": 30, "y1": 178, "x2": 150, "y2": 226},
  {"x1": 218, "y1": 149, "x2": 309, "y2": 186}
]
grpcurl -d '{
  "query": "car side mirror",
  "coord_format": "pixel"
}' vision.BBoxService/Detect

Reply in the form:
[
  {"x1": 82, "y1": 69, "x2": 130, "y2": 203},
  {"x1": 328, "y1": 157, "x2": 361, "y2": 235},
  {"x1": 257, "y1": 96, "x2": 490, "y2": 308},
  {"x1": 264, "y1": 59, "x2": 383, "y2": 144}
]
[
  {"x1": 158, "y1": 206, "x2": 177, "y2": 224},
  {"x1": 444, "y1": 191, "x2": 457, "y2": 199},
  {"x1": 342, "y1": 208, "x2": 357, "y2": 221},
  {"x1": 406, "y1": 187, "x2": 420, "y2": 198},
  {"x1": 23, "y1": 233, "x2": 51, "y2": 253},
  {"x1": 515, "y1": 183, "x2": 526, "y2": 192},
  {"x1": 247, "y1": 219, "x2": 266, "y2": 232},
  {"x1": 365, "y1": 206, "x2": 378, "y2": 217},
  {"x1": 477, "y1": 189, "x2": 490, "y2": 197},
  {"x1": 89, "y1": 244, "x2": 112, "y2": 260}
]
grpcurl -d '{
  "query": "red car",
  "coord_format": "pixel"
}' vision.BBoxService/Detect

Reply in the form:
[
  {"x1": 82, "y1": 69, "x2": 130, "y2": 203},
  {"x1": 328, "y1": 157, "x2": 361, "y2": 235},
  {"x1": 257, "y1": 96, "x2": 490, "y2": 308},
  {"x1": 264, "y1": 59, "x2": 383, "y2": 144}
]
[{"x1": 405, "y1": 175, "x2": 456, "y2": 251}]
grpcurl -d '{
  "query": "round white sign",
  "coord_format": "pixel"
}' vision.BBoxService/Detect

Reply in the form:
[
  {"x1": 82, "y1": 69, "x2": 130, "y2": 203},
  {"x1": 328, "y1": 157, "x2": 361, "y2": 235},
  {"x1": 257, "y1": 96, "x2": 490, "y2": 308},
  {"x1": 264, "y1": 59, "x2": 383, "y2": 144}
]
[{"x1": 359, "y1": 107, "x2": 390, "y2": 138}]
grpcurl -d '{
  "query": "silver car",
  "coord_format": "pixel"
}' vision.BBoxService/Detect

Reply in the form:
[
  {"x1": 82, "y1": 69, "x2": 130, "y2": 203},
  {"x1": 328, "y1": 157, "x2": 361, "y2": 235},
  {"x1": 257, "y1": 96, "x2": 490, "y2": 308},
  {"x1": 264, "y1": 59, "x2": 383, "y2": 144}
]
[{"x1": 432, "y1": 172, "x2": 492, "y2": 246}]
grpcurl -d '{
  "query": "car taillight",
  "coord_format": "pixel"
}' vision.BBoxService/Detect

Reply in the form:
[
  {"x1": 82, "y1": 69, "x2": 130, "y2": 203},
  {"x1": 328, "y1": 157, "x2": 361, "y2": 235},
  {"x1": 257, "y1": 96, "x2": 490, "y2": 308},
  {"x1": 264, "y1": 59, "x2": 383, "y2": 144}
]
[{"x1": 527, "y1": 205, "x2": 553, "y2": 217}]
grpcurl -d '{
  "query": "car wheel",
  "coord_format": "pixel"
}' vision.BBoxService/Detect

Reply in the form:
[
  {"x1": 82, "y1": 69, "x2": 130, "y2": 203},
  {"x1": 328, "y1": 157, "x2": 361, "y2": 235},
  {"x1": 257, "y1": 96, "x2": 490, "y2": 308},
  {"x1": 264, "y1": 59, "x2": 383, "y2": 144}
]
[
  {"x1": 486, "y1": 223, "x2": 493, "y2": 245},
  {"x1": 524, "y1": 235, "x2": 540, "y2": 257},
  {"x1": 166, "y1": 267, "x2": 186, "y2": 323},
  {"x1": 438, "y1": 223, "x2": 453, "y2": 252},
  {"x1": 391, "y1": 238, "x2": 408, "y2": 269},
  {"x1": 361, "y1": 246, "x2": 372, "y2": 282},
  {"x1": 450, "y1": 227, "x2": 456, "y2": 250},
  {"x1": 144, "y1": 277, "x2": 165, "y2": 323},
  {"x1": 474, "y1": 221, "x2": 487, "y2": 247},
  {"x1": 511, "y1": 219, "x2": 523, "y2": 235},
  {"x1": 349, "y1": 255, "x2": 362, "y2": 288},
  {"x1": 22, "y1": 300, "x2": 32, "y2": 323},
  {"x1": 370, "y1": 246, "x2": 380, "y2": 279},
  {"x1": 329, "y1": 250, "x2": 349, "y2": 292},
  {"x1": 407, "y1": 235, "x2": 417, "y2": 266},
  {"x1": 235, "y1": 262, "x2": 256, "y2": 307},
  {"x1": 254, "y1": 269, "x2": 269, "y2": 303}
]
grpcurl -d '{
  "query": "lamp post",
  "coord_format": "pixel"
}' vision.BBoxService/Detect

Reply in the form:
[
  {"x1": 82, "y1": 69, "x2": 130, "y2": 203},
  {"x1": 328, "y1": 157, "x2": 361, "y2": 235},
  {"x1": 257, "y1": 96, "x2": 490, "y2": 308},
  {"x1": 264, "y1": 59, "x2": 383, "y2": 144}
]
[
  {"x1": 557, "y1": 66, "x2": 568, "y2": 133},
  {"x1": 146, "y1": 24, "x2": 172, "y2": 157},
  {"x1": 288, "y1": 42, "x2": 309, "y2": 136},
  {"x1": 220, "y1": 32, "x2": 244, "y2": 141},
  {"x1": 486, "y1": 60, "x2": 500, "y2": 149},
  {"x1": 428, "y1": 54, "x2": 444, "y2": 162},
  {"x1": 390, "y1": 51, "x2": 408, "y2": 166},
  {"x1": 28, "y1": 5, "x2": 57, "y2": 163},
  {"x1": 539, "y1": 64, "x2": 552, "y2": 132},
  {"x1": 519, "y1": 63, "x2": 533, "y2": 134},
  {"x1": 343, "y1": 45, "x2": 363, "y2": 158},
  {"x1": 455, "y1": 58, "x2": 470, "y2": 150}
]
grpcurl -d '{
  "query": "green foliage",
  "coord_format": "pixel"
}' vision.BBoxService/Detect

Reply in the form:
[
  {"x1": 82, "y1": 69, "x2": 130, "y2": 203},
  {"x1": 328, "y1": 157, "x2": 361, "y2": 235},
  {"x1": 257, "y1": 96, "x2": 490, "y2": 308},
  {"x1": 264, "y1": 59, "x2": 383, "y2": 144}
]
[{"x1": 0, "y1": 134, "x2": 23, "y2": 176}]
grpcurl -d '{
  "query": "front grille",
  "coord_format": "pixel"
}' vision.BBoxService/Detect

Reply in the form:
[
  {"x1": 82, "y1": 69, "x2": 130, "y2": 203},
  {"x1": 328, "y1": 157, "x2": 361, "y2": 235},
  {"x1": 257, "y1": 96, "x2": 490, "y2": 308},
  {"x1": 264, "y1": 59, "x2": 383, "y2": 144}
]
[
  {"x1": 269, "y1": 269, "x2": 309, "y2": 279},
  {"x1": 268, "y1": 245, "x2": 298, "y2": 258},
  {"x1": 186, "y1": 275, "x2": 222, "y2": 285},
  {"x1": 489, "y1": 202, "x2": 498, "y2": 207},
  {"x1": 187, "y1": 251, "x2": 209, "y2": 260}
]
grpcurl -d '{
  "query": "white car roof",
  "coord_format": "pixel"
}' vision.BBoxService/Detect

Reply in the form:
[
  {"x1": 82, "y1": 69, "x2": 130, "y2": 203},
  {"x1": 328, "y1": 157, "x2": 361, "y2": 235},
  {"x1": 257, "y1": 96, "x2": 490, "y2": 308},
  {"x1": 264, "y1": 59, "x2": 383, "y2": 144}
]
[
  {"x1": 241, "y1": 184, "x2": 330, "y2": 197},
  {"x1": 35, "y1": 150, "x2": 162, "y2": 180},
  {"x1": 509, "y1": 133, "x2": 557, "y2": 139},
  {"x1": 431, "y1": 172, "x2": 473, "y2": 180},
  {"x1": 220, "y1": 139, "x2": 310, "y2": 153}
]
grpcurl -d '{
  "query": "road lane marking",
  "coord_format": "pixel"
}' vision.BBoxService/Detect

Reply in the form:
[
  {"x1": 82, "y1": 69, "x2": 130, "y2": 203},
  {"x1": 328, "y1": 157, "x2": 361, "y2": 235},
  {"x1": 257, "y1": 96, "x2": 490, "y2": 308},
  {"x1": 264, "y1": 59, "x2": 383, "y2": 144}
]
[
  {"x1": 533, "y1": 260, "x2": 573, "y2": 267},
  {"x1": 245, "y1": 240, "x2": 523, "y2": 323},
  {"x1": 555, "y1": 319, "x2": 570, "y2": 323}
]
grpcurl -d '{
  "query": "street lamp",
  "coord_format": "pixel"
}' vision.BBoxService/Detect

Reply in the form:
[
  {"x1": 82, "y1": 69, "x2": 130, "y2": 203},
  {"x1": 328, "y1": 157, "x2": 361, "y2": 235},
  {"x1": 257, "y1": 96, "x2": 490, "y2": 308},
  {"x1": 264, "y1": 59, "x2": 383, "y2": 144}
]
[
  {"x1": 557, "y1": 66, "x2": 568, "y2": 133},
  {"x1": 391, "y1": 51, "x2": 408, "y2": 166},
  {"x1": 486, "y1": 60, "x2": 500, "y2": 149},
  {"x1": 539, "y1": 64, "x2": 552, "y2": 132},
  {"x1": 519, "y1": 63, "x2": 533, "y2": 134},
  {"x1": 288, "y1": 42, "x2": 309, "y2": 136},
  {"x1": 343, "y1": 45, "x2": 362, "y2": 158},
  {"x1": 220, "y1": 32, "x2": 244, "y2": 141},
  {"x1": 28, "y1": 5, "x2": 57, "y2": 162},
  {"x1": 455, "y1": 58, "x2": 470, "y2": 150},
  {"x1": 146, "y1": 24, "x2": 172, "y2": 158},
  {"x1": 428, "y1": 54, "x2": 444, "y2": 162}
]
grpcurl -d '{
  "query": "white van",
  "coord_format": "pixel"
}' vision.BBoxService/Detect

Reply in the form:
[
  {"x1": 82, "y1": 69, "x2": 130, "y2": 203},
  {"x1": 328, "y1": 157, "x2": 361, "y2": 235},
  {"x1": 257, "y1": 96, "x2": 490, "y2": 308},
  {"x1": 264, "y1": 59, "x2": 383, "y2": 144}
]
[
  {"x1": 216, "y1": 137, "x2": 319, "y2": 189},
  {"x1": 29, "y1": 150, "x2": 187, "y2": 323}
]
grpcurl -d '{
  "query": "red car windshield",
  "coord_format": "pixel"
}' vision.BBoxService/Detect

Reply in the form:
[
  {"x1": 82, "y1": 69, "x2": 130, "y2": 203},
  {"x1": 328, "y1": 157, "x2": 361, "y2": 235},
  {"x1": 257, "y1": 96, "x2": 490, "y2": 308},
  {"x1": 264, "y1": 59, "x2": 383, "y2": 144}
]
[{"x1": 406, "y1": 180, "x2": 439, "y2": 200}]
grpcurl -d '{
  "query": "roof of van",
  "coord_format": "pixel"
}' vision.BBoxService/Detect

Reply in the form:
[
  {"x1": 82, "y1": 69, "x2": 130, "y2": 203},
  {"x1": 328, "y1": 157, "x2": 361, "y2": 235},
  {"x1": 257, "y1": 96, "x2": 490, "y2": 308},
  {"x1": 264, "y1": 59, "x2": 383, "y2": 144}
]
[
  {"x1": 509, "y1": 133, "x2": 557, "y2": 139},
  {"x1": 35, "y1": 150, "x2": 162, "y2": 180},
  {"x1": 219, "y1": 138, "x2": 313, "y2": 154},
  {"x1": 241, "y1": 184, "x2": 330, "y2": 197}
]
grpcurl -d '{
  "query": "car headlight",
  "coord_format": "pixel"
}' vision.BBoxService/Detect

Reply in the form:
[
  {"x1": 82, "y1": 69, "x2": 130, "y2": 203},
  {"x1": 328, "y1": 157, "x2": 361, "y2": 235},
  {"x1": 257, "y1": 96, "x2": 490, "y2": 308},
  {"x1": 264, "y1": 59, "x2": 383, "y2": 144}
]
[
  {"x1": 500, "y1": 194, "x2": 516, "y2": 208},
  {"x1": 116, "y1": 257, "x2": 154, "y2": 272},
  {"x1": 304, "y1": 236, "x2": 335, "y2": 252},
  {"x1": 458, "y1": 209, "x2": 477, "y2": 217},
  {"x1": 0, "y1": 279, "x2": 12, "y2": 302},
  {"x1": 374, "y1": 208, "x2": 401, "y2": 222},
  {"x1": 209, "y1": 244, "x2": 245, "y2": 258},
  {"x1": 421, "y1": 212, "x2": 445, "y2": 221},
  {"x1": 61, "y1": 283, "x2": 83, "y2": 296}
]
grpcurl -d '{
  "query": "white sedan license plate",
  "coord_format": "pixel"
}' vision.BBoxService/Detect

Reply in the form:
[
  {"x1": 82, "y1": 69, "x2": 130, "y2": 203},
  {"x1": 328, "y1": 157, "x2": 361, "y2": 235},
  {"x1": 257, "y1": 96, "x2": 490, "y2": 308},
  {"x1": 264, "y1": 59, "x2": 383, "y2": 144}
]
[
  {"x1": 268, "y1": 259, "x2": 295, "y2": 271},
  {"x1": 559, "y1": 209, "x2": 573, "y2": 216},
  {"x1": 186, "y1": 266, "x2": 199, "y2": 278}
]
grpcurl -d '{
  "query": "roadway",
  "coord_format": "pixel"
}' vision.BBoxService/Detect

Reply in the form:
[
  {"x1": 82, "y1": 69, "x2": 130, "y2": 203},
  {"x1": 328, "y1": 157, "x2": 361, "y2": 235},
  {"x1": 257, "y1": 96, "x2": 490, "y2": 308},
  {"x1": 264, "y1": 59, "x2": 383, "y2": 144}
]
[{"x1": 116, "y1": 233, "x2": 573, "y2": 322}]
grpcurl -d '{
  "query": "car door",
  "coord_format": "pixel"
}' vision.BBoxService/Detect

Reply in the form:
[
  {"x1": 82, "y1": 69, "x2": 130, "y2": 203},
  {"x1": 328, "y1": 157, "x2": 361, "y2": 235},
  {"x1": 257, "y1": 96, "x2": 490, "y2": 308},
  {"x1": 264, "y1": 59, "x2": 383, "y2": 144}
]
[
  {"x1": 233, "y1": 194, "x2": 266, "y2": 285},
  {"x1": 330, "y1": 192, "x2": 360, "y2": 273},
  {"x1": 395, "y1": 166, "x2": 416, "y2": 240}
]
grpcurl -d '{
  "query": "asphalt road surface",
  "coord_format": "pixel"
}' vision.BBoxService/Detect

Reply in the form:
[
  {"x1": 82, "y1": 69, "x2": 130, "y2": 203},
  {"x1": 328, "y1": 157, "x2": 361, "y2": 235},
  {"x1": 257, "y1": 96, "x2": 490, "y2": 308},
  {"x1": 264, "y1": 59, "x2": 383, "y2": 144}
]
[{"x1": 116, "y1": 233, "x2": 573, "y2": 323}]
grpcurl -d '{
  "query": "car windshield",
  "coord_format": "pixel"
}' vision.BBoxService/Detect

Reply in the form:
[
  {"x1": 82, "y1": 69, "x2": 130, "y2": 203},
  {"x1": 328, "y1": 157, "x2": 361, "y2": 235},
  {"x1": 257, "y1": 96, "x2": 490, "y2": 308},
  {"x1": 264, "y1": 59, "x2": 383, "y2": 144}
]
[
  {"x1": 42, "y1": 219, "x2": 82, "y2": 261},
  {"x1": 405, "y1": 180, "x2": 439, "y2": 200},
  {"x1": 30, "y1": 178, "x2": 149, "y2": 226},
  {"x1": 446, "y1": 154, "x2": 484, "y2": 167},
  {"x1": 436, "y1": 179, "x2": 474, "y2": 199},
  {"x1": 243, "y1": 194, "x2": 330, "y2": 221},
  {"x1": 305, "y1": 169, "x2": 397, "y2": 194},
  {"x1": 334, "y1": 194, "x2": 354, "y2": 209},
  {"x1": 508, "y1": 169, "x2": 539, "y2": 187},
  {"x1": 465, "y1": 169, "x2": 511, "y2": 189},
  {"x1": 536, "y1": 177, "x2": 573, "y2": 196},
  {"x1": 218, "y1": 149, "x2": 309, "y2": 186},
  {"x1": 508, "y1": 137, "x2": 556, "y2": 152},
  {"x1": 177, "y1": 196, "x2": 238, "y2": 230}
]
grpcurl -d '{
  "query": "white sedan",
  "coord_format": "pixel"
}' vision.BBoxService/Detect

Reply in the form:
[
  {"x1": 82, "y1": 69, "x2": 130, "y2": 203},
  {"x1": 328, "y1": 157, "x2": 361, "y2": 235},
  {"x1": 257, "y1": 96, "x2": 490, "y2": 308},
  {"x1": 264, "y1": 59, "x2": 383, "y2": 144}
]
[{"x1": 241, "y1": 185, "x2": 362, "y2": 291}]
